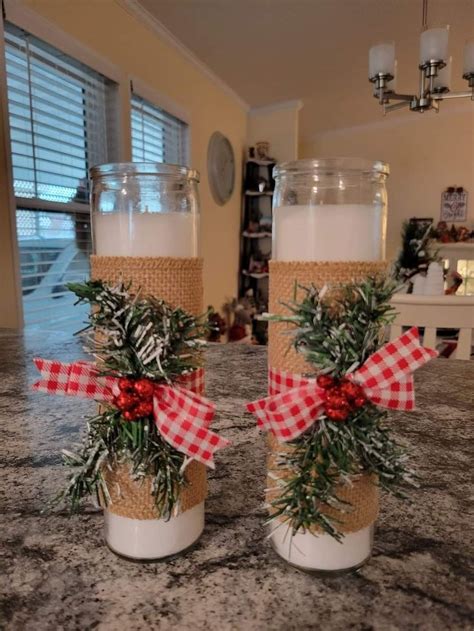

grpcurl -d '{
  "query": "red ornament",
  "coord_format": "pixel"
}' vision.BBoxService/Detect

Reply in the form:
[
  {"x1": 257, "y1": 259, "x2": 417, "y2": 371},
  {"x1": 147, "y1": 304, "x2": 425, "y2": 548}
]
[
  {"x1": 118, "y1": 377, "x2": 135, "y2": 392},
  {"x1": 324, "y1": 392, "x2": 348, "y2": 410},
  {"x1": 115, "y1": 392, "x2": 138, "y2": 411},
  {"x1": 353, "y1": 396, "x2": 367, "y2": 409},
  {"x1": 339, "y1": 380, "x2": 363, "y2": 401},
  {"x1": 325, "y1": 406, "x2": 349, "y2": 421},
  {"x1": 135, "y1": 401, "x2": 154, "y2": 418},
  {"x1": 317, "y1": 374, "x2": 335, "y2": 390},
  {"x1": 134, "y1": 379, "x2": 155, "y2": 399},
  {"x1": 123, "y1": 409, "x2": 136, "y2": 422}
]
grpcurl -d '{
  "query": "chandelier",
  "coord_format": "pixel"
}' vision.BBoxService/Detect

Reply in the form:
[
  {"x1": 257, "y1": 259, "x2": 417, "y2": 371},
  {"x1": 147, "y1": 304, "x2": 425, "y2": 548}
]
[{"x1": 369, "y1": 0, "x2": 474, "y2": 113}]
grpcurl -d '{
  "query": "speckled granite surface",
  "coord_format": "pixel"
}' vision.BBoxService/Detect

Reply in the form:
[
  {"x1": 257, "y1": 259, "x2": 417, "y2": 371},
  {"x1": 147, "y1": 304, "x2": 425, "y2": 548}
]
[{"x1": 0, "y1": 331, "x2": 473, "y2": 630}]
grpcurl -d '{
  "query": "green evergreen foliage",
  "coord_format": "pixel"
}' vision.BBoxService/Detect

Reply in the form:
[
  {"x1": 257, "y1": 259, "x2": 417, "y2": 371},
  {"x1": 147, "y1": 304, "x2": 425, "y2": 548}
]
[
  {"x1": 54, "y1": 280, "x2": 209, "y2": 516},
  {"x1": 267, "y1": 277, "x2": 417, "y2": 540}
]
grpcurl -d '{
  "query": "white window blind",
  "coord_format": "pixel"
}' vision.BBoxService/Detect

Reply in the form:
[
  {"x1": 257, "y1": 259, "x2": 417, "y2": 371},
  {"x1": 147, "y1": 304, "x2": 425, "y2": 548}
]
[
  {"x1": 131, "y1": 93, "x2": 188, "y2": 165},
  {"x1": 4, "y1": 23, "x2": 117, "y2": 333}
]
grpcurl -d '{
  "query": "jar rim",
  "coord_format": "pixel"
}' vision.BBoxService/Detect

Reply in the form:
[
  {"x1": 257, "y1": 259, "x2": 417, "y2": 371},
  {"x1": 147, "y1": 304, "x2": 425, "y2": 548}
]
[
  {"x1": 274, "y1": 157, "x2": 389, "y2": 177},
  {"x1": 90, "y1": 162, "x2": 200, "y2": 182}
]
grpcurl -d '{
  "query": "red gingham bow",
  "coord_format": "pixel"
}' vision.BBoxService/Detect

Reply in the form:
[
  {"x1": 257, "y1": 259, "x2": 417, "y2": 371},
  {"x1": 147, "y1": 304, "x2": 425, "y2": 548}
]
[
  {"x1": 247, "y1": 327, "x2": 438, "y2": 442},
  {"x1": 33, "y1": 359, "x2": 229, "y2": 467}
]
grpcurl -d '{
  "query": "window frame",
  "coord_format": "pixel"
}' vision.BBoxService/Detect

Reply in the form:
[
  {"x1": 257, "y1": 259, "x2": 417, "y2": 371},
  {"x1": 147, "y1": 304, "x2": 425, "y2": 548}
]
[
  {"x1": 1, "y1": 3, "x2": 126, "y2": 329},
  {"x1": 130, "y1": 76, "x2": 191, "y2": 166},
  {"x1": 0, "y1": 2, "x2": 194, "y2": 329}
]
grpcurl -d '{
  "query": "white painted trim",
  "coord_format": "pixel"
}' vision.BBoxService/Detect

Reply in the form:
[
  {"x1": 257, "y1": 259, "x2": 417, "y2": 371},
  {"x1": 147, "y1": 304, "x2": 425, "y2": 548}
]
[
  {"x1": 117, "y1": 80, "x2": 133, "y2": 162},
  {"x1": 250, "y1": 99, "x2": 304, "y2": 115},
  {"x1": 4, "y1": 0, "x2": 123, "y2": 83},
  {"x1": 4, "y1": 0, "x2": 129, "y2": 162},
  {"x1": 130, "y1": 77, "x2": 192, "y2": 166},
  {"x1": 116, "y1": 0, "x2": 250, "y2": 112},
  {"x1": 304, "y1": 101, "x2": 474, "y2": 143},
  {"x1": 131, "y1": 76, "x2": 191, "y2": 125},
  {"x1": 0, "y1": 8, "x2": 23, "y2": 327}
]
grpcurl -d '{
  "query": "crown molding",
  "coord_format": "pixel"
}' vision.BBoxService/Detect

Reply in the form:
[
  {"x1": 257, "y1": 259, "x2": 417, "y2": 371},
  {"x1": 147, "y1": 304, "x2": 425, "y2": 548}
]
[
  {"x1": 116, "y1": 0, "x2": 249, "y2": 112},
  {"x1": 250, "y1": 99, "x2": 304, "y2": 116},
  {"x1": 4, "y1": 0, "x2": 123, "y2": 82}
]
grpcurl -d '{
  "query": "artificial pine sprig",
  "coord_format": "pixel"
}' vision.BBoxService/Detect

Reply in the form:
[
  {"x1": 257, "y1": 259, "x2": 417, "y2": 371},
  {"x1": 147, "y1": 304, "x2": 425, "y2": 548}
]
[
  {"x1": 55, "y1": 280, "x2": 209, "y2": 516},
  {"x1": 267, "y1": 276, "x2": 417, "y2": 539},
  {"x1": 59, "y1": 410, "x2": 186, "y2": 518},
  {"x1": 68, "y1": 280, "x2": 208, "y2": 381}
]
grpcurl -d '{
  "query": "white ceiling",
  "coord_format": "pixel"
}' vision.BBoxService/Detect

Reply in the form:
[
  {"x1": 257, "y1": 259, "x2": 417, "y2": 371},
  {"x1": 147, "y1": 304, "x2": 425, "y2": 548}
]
[{"x1": 137, "y1": 0, "x2": 474, "y2": 138}]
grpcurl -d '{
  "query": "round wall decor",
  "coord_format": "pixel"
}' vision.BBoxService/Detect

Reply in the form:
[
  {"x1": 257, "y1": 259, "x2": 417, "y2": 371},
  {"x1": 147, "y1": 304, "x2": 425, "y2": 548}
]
[{"x1": 207, "y1": 132, "x2": 235, "y2": 205}]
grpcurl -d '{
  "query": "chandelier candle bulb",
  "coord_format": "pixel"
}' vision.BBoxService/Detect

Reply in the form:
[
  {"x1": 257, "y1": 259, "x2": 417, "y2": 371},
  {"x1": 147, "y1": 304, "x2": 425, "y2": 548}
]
[
  {"x1": 369, "y1": 42, "x2": 395, "y2": 78},
  {"x1": 387, "y1": 60, "x2": 398, "y2": 91},
  {"x1": 433, "y1": 56, "x2": 452, "y2": 91},
  {"x1": 420, "y1": 27, "x2": 449, "y2": 64},
  {"x1": 463, "y1": 41, "x2": 474, "y2": 75}
]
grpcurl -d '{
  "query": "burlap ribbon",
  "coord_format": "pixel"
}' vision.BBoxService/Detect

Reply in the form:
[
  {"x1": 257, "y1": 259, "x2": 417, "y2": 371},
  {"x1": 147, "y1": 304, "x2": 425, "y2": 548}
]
[
  {"x1": 101, "y1": 460, "x2": 207, "y2": 519},
  {"x1": 267, "y1": 259, "x2": 388, "y2": 533},
  {"x1": 90, "y1": 255, "x2": 203, "y2": 316},
  {"x1": 91, "y1": 254, "x2": 207, "y2": 519}
]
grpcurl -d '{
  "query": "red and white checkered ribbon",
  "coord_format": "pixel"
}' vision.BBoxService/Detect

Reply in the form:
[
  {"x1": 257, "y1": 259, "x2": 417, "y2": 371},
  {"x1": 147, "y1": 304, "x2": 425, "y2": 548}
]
[
  {"x1": 247, "y1": 327, "x2": 438, "y2": 442},
  {"x1": 33, "y1": 359, "x2": 229, "y2": 467}
]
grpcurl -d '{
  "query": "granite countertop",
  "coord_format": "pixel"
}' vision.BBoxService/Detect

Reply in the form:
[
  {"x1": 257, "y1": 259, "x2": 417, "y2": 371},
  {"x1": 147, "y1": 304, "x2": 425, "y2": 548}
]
[{"x1": 0, "y1": 331, "x2": 473, "y2": 630}]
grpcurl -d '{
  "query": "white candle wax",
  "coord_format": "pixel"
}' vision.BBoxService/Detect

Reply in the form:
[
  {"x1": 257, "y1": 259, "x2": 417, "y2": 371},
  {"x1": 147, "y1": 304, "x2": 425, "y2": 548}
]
[
  {"x1": 93, "y1": 211, "x2": 197, "y2": 257},
  {"x1": 104, "y1": 502, "x2": 204, "y2": 559},
  {"x1": 420, "y1": 27, "x2": 449, "y2": 64},
  {"x1": 273, "y1": 204, "x2": 384, "y2": 262},
  {"x1": 270, "y1": 522, "x2": 373, "y2": 572},
  {"x1": 369, "y1": 42, "x2": 395, "y2": 78}
]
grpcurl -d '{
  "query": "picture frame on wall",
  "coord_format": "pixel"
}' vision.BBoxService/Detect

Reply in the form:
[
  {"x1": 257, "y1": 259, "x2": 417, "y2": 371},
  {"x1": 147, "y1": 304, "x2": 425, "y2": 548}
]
[
  {"x1": 440, "y1": 187, "x2": 468, "y2": 222},
  {"x1": 409, "y1": 217, "x2": 433, "y2": 233}
]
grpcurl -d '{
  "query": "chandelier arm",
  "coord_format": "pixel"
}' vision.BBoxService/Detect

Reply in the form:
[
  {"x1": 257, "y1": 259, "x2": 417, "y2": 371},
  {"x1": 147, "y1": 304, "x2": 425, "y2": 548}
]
[
  {"x1": 432, "y1": 90, "x2": 474, "y2": 100},
  {"x1": 386, "y1": 93, "x2": 415, "y2": 102},
  {"x1": 384, "y1": 101, "x2": 410, "y2": 113}
]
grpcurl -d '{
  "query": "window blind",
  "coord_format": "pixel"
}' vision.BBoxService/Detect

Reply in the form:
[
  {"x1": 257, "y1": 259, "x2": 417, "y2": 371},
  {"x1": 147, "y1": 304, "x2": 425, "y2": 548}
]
[
  {"x1": 131, "y1": 93, "x2": 188, "y2": 165},
  {"x1": 4, "y1": 23, "x2": 115, "y2": 332}
]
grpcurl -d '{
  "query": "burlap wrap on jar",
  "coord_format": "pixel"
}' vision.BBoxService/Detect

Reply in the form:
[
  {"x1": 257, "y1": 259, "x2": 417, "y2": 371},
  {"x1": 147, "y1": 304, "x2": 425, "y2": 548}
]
[
  {"x1": 91, "y1": 254, "x2": 207, "y2": 519},
  {"x1": 90, "y1": 255, "x2": 203, "y2": 316},
  {"x1": 268, "y1": 259, "x2": 388, "y2": 534}
]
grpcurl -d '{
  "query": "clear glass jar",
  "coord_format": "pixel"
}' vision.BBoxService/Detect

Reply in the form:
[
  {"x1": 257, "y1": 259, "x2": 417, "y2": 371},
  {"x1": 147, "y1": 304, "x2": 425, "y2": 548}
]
[
  {"x1": 269, "y1": 157, "x2": 389, "y2": 574},
  {"x1": 272, "y1": 157, "x2": 389, "y2": 262},
  {"x1": 90, "y1": 162, "x2": 200, "y2": 257}
]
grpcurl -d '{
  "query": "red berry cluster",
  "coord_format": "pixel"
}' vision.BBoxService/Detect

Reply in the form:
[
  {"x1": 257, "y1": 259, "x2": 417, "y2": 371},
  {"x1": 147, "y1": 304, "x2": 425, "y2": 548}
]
[
  {"x1": 316, "y1": 374, "x2": 366, "y2": 422},
  {"x1": 114, "y1": 377, "x2": 155, "y2": 422}
]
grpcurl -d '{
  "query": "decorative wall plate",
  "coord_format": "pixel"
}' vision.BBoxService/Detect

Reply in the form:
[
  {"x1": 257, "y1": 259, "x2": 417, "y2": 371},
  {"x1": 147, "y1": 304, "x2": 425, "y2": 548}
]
[
  {"x1": 441, "y1": 187, "x2": 468, "y2": 222},
  {"x1": 207, "y1": 132, "x2": 235, "y2": 205}
]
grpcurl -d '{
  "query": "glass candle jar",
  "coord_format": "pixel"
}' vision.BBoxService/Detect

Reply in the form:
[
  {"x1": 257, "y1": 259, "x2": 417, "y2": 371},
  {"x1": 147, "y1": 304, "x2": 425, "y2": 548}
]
[
  {"x1": 89, "y1": 162, "x2": 203, "y2": 561},
  {"x1": 90, "y1": 163, "x2": 200, "y2": 257},
  {"x1": 272, "y1": 157, "x2": 388, "y2": 262},
  {"x1": 269, "y1": 157, "x2": 389, "y2": 574}
]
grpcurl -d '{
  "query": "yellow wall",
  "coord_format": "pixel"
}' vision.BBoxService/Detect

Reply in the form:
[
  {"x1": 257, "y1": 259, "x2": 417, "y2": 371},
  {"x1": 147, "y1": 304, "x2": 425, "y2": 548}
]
[
  {"x1": 2, "y1": 0, "x2": 248, "y2": 325},
  {"x1": 300, "y1": 105, "x2": 474, "y2": 263},
  {"x1": 248, "y1": 102, "x2": 301, "y2": 163}
]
